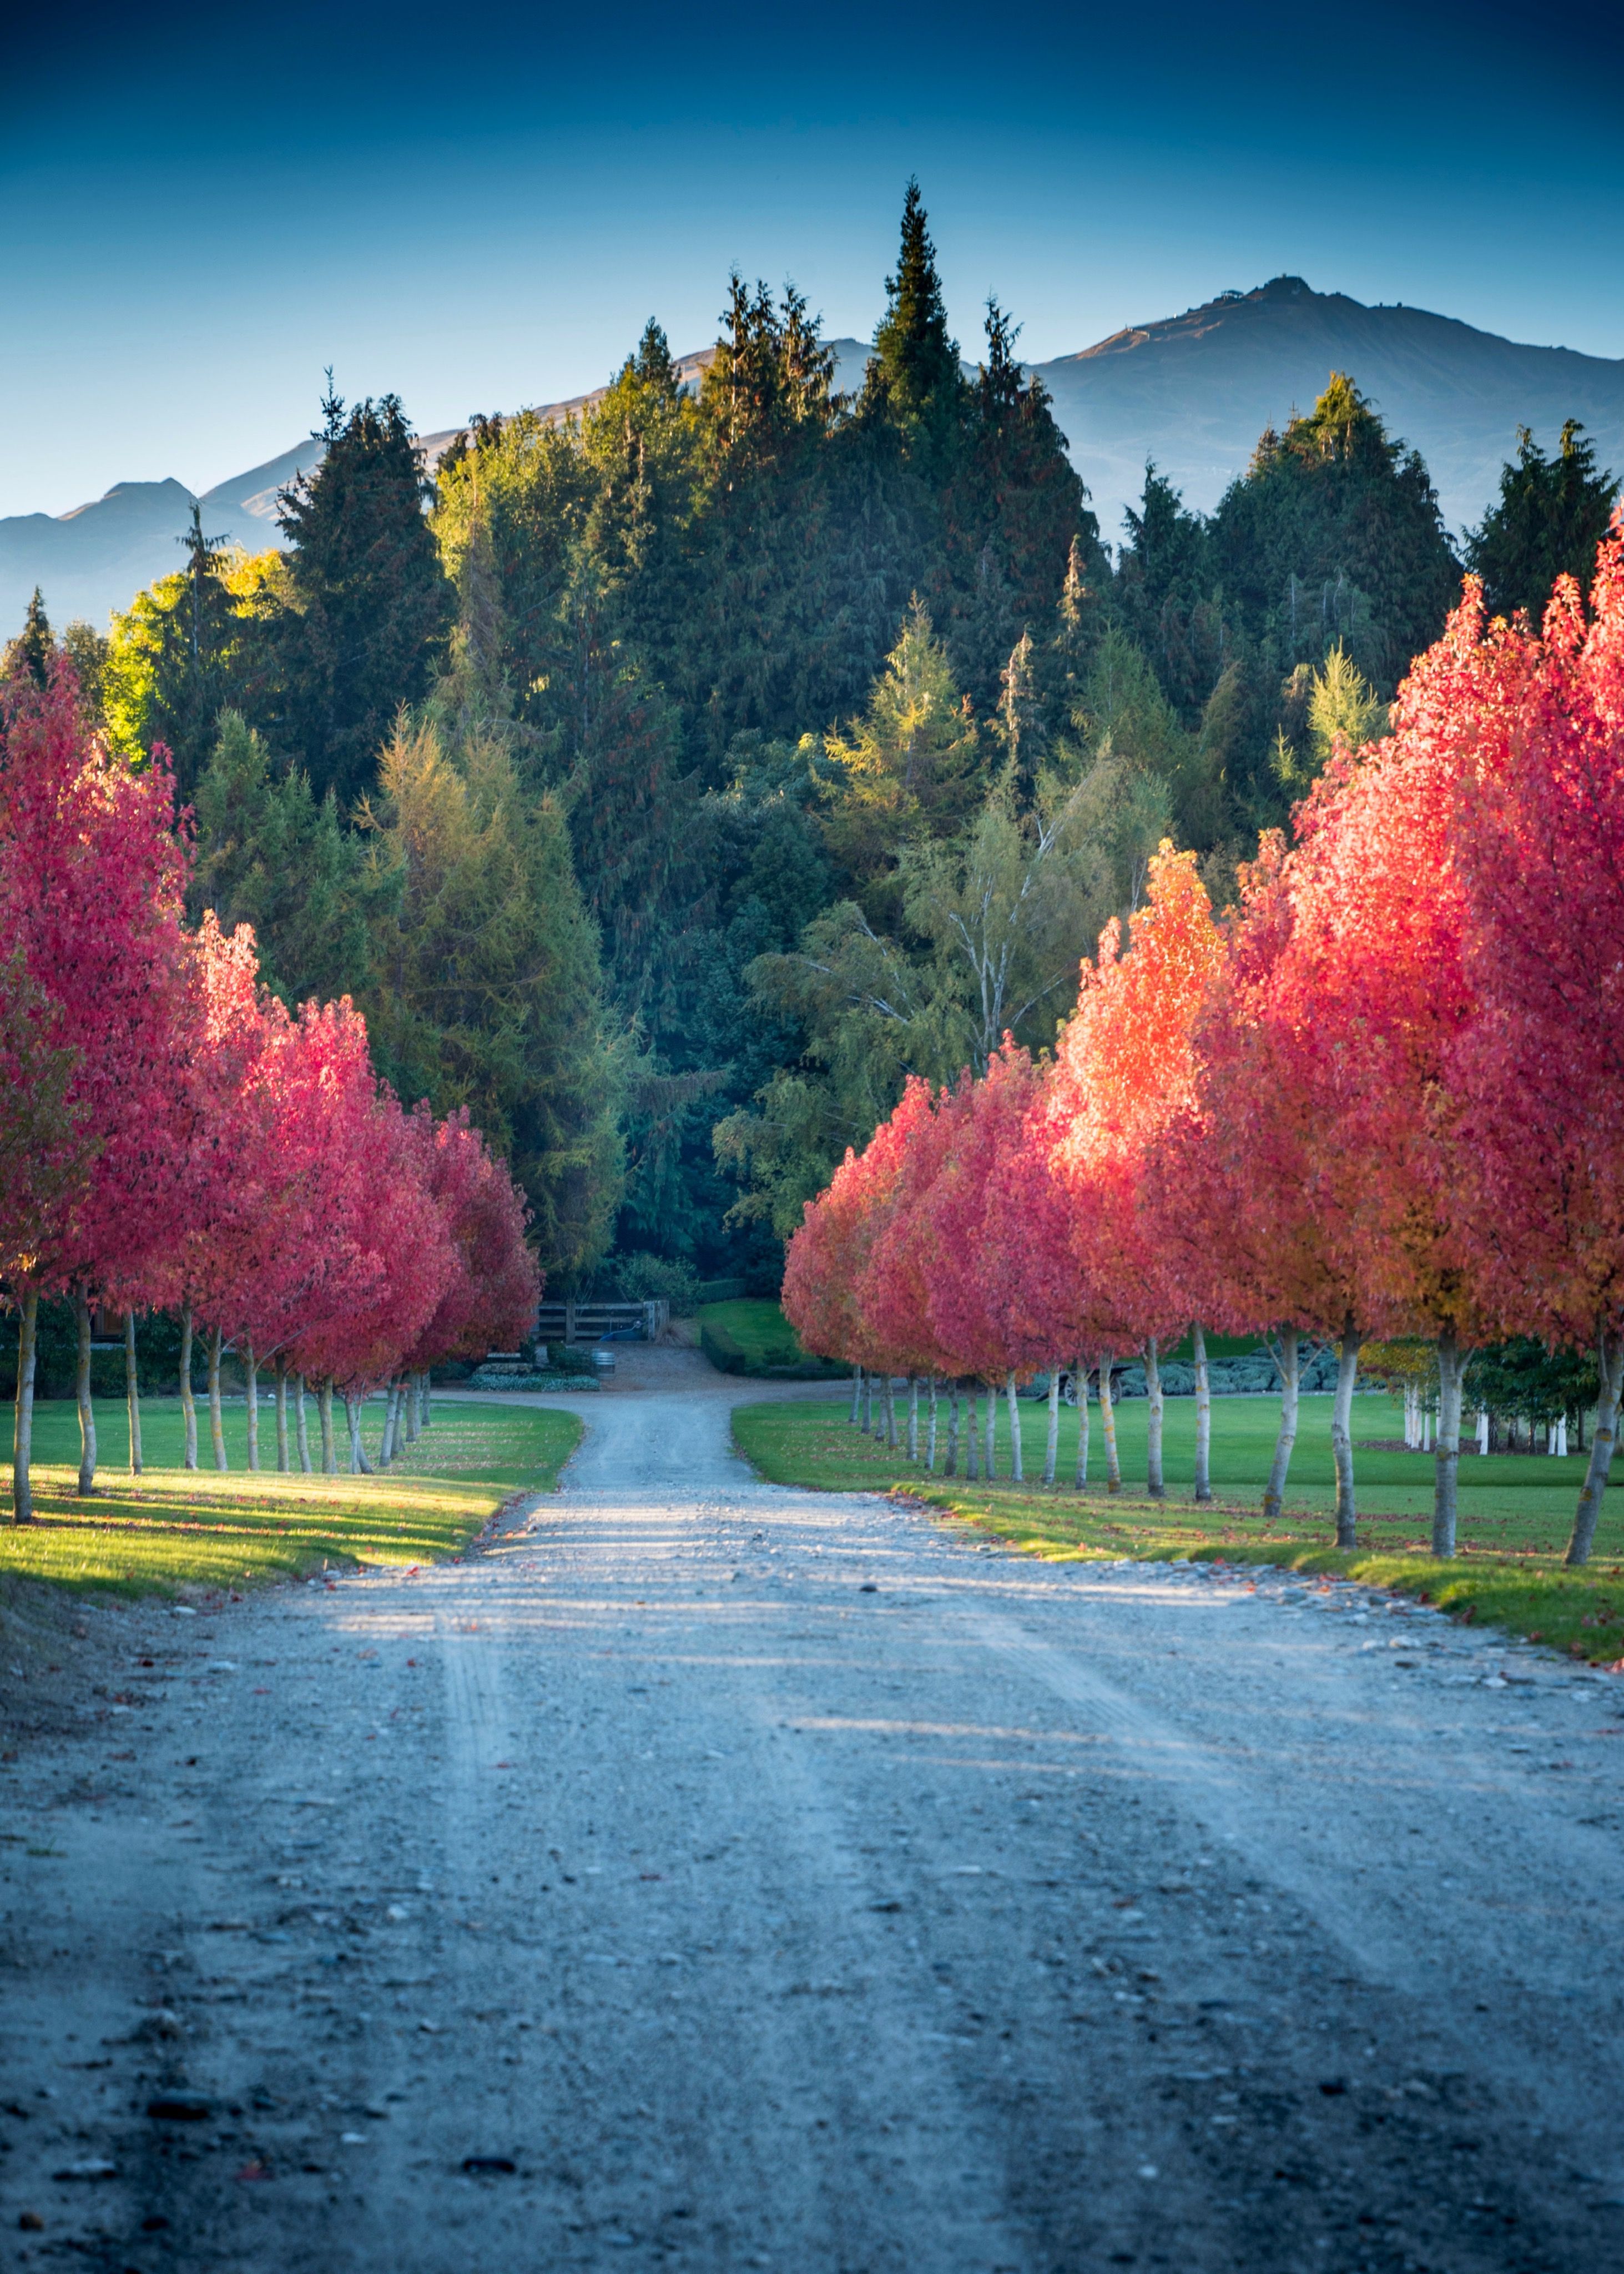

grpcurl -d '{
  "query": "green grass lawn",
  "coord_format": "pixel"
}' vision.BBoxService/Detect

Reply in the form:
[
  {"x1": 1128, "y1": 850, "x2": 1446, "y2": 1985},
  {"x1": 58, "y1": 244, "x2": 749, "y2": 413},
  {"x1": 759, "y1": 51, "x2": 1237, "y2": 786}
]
[
  {"x1": 0, "y1": 1394, "x2": 582, "y2": 1599},
  {"x1": 733, "y1": 1390, "x2": 1624, "y2": 1667},
  {"x1": 697, "y1": 1298, "x2": 843, "y2": 1377}
]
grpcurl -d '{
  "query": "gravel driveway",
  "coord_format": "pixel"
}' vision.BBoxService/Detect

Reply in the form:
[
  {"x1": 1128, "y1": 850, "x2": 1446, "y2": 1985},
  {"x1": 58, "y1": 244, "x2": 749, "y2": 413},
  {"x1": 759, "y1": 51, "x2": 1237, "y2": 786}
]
[{"x1": 4, "y1": 1351, "x2": 1622, "y2": 2272}]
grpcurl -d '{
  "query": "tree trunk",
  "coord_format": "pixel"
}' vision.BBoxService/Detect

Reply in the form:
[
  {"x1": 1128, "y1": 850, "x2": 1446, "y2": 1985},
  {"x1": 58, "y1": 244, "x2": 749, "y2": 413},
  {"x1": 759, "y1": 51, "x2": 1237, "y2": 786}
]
[
  {"x1": 12, "y1": 1286, "x2": 38, "y2": 1523},
  {"x1": 274, "y1": 1360, "x2": 290, "y2": 1474},
  {"x1": 405, "y1": 1372, "x2": 422, "y2": 1444},
  {"x1": 1144, "y1": 1336, "x2": 1164, "y2": 1498},
  {"x1": 861, "y1": 1370, "x2": 872, "y2": 1433},
  {"x1": 945, "y1": 1381, "x2": 959, "y2": 1476},
  {"x1": 179, "y1": 1302, "x2": 198, "y2": 1471},
  {"x1": 926, "y1": 1377, "x2": 938, "y2": 1472},
  {"x1": 295, "y1": 1375, "x2": 312, "y2": 1473},
  {"x1": 74, "y1": 1287, "x2": 97, "y2": 1495},
  {"x1": 124, "y1": 1311, "x2": 143, "y2": 1476},
  {"x1": 239, "y1": 1340, "x2": 256, "y2": 1471},
  {"x1": 1332, "y1": 1312, "x2": 1360, "y2": 1549},
  {"x1": 379, "y1": 1382, "x2": 397, "y2": 1467},
  {"x1": 850, "y1": 1366, "x2": 862, "y2": 1426},
  {"x1": 1432, "y1": 1327, "x2": 1465, "y2": 1559},
  {"x1": 318, "y1": 1379, "x2": 336, "y2": 1475},
  {"x1": 208, "y1": 1325, "x2": 228, "y2": 1471},
  {"x1": 965, "y1": 1384, "x2": 980, "y2": 1480},
  {"x1": 1262, "y1": 1327, "x2": 1300, "y2": 1523},
  {"x1": 1191, "y1": 1323, "x2": 1212, "y2": 1503},
  {"x1": 346, "y1": 1395, "x2": 364, "y2": 1475},
  {"x1": 1566, "y1": 1327, "x2": 1624, "y2": 1566},
  {"x1": 1098, "y1": 1355, "x2": 1121, "y2": 1492},
  {"x1": 1043, "y1": 1369, "x2": 1060, "y2": 1487},
  {"x1": 421, "y1": 1371, "x2": 432, "y2": 1427},
  {"x1": 984, "y1": 1384, "x2": 997, "y2": 1481},
  {"x1": 884, "y1": 1375, "x2": 897, "y2": 1451},
  {"x1": 1075, "y1": 1356, "x2": 1090, "y2": 1489},
  {"x1": 1006, "y1": 1372, "x2": 1023, "y2": 1482},
  {"x1": 907, "y1": 1376, "x2": 919, "y2": 1461}
]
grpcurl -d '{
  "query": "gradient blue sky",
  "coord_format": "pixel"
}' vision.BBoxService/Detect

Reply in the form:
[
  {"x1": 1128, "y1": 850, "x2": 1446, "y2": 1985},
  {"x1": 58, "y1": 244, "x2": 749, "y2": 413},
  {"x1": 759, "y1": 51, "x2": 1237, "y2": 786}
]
[{"x1": 6, "y1": 0, "x2": 1622, "y2": 516}]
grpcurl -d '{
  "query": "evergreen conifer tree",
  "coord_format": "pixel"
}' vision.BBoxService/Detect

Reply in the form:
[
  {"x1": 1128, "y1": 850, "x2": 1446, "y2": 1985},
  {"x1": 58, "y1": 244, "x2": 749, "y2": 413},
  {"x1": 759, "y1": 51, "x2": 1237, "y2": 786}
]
[
  {"x1": 275, "y1": 386, "x2": 453, "y2": 805},
  {"x1": 863, "y1": 182, "x2": 967, "y2": 479},
  {"x1": 1465, "y1": 420, "x2": 1619, "y2": 620},
  {"x1": 3, "y1": 590, "x2": 54, "y2": 687}
]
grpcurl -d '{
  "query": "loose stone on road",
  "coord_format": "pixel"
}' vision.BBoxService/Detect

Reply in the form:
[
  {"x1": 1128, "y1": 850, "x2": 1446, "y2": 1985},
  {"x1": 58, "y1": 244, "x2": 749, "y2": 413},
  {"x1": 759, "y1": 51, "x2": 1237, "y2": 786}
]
[{"x1": 3, "y1": 1351, "x2": 1622, "y2": 2270}]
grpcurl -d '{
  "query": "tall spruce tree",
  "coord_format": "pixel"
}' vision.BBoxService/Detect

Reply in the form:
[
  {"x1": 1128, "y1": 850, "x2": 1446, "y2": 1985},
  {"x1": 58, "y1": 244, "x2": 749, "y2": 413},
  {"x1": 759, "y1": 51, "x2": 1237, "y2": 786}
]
[
  {"x1": 862, "y1": 182, "x2": 968, "y2": 481},
  {"x1": 1466, "y1": 420, "x2": 1619, "y2": 620},
  {"x1": 3, "y1": 590, "x2": 54, "y2": 687},
  {"x1": 275, "y1": 384, "x2": 453, "y2": 805}
]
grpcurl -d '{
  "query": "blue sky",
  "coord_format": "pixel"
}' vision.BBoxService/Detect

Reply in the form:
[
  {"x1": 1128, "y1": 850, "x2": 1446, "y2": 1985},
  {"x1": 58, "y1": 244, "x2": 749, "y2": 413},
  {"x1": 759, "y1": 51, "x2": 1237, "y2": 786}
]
[{"x1": 5, "y1": 0, "x2": 1622, "y2": 516}]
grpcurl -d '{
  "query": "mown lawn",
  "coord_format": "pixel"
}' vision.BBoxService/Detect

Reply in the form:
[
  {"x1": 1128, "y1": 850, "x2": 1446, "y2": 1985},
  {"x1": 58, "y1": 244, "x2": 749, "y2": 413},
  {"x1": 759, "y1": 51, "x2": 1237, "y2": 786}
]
[
  {"x1": 733, "y1": 1391, "x2": 1624, "y2": 1667},
  {"x1": 697, "y1": 1298, "x2": 843, "y2": 1377},
  {"x1": 0, "y1": 1395, "x2": 581, "y2": 1598}
]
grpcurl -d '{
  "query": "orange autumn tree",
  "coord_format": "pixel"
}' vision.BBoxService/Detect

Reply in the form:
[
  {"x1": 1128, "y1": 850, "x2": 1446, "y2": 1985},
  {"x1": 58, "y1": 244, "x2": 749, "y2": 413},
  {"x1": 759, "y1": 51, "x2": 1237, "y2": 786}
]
[{"x1": 1047, "y1": 844, "x2": 1224, "y2": 1498}]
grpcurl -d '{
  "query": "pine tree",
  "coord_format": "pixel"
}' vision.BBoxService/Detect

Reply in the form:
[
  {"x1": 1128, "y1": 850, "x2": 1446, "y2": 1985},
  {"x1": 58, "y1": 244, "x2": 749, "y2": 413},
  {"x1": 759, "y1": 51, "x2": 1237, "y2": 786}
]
[
  {"x1": 1465, "y1": 420, "x2": 1620, "y2": 621},
  {"x1": 360, "y1": 715, "x2": 624, "y2": 1287},
  {"x1": 3, "y1": 591, "x2": 54, "y2": 687},
  {"x1": 275, "y1": 388, "x2": 453, "y2": 806},
  {"x1": 189, "y1": 711, "x2": 376, "y2": 1005},
  {"x1": 863, "y1": 182, "x2": 967, "y2": 479}
]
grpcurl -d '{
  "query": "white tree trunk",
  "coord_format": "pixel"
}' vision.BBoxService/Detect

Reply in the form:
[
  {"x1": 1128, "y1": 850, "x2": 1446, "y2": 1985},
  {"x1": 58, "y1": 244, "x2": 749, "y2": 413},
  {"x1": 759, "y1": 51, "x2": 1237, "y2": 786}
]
[
  {"x1": 1431, "y1": 1328, "x2": 1465, "y2": 1558},
  {"x1": 421, "y1": 1371, "x2": 432, "y2": 1427},
  {"x1": 73, "y1": 1288, "x2": 97, "y2": 1495},
  {"x1": 1098, "y1": 1355, "x2": 1121, "y2": 1492},
  {"x1": 244, "y1": 1339, "x2": 259, "y2": 1472},
  {"x1": 295, "y1": 1374, "x2": 311, "y2": 1473},
  {"x1": 884, "y1": 1375, "x2": 897, "y2": 1450},
  {"x1": 907, "y1": 1376, "x2": 919, "y2": 1461},
  {"x1": 1263, "y1": 1327, "x2": 1300, "y2": 1523},
  {"x1": 125, "y1": 1311, "x2": 143, "y2": 1477},
  {"x1": 274, "y1": 1361, "x2": 290, "y2": 1474},
  {"x1": 850, "y1": 1366, "x2": 863, "y2": 1425},
  {"x1": 12, "y1": 1286, "x2": 38, "y2": 1522},
  {"x1": 926, "y1": 1377, "x2": 939, "y2": 1471},
  {"x1": 1144, "y1": 1337, "x2": 1164, "y2": 1498},
  {"x1": 1043, "y1": 1369, "x2": 1060, "y2": 1487},
  {"x1": 406, "y1": 1372, "x2": 422, "y2": 1443},
  {"x1": 1191, "y1": 1324, "x2": 1212, "y2": 1503},
  {"x1": 179, "y1": 1303, "x2": 198, "y2": 1471},
  {"x1": 965, "y1": 1384, "x2": 980, "y2": 1480},
  {"x1": 1075, "y1": 1355, "x2": 1090, "y2": 1489},
  {"x1": 1006, "y1": 1372, "x2": 1023, "y2": 1482},
  {"x1": 1567, "y1": 1328, "x2": 1624, "y2": 1566},
  {"x1": 208, "y1": 1325, "x2": 228, "y2": 1471},
  {"x1": 1331, "y1": 1313, "x2": 1360, "y2": 1549},
  {"x1": 318, "y1": 1379, "x2": 336, "y2": 1475}
]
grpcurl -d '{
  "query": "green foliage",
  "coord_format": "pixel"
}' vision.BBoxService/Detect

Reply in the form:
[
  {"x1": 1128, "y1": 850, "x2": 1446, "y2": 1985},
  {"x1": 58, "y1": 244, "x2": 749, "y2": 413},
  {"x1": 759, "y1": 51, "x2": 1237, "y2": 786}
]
[
  {"x1": 274, "y1": 385, "x2": 455, "y2": 807},
  {"x1": 1465, "y1": 420, "x2": 1620, "y2": 621},
  {"x1": 357, "y1": 711, "x2": 624, "y2": 1289},
  {"x1": 189, "y1": 711, "x2": 377, "y2": 1004},
  {"x1": 1211, "y1": 373, "x2": 1459, "y2": 698},
  {"x1": 696, "y1": 1296, "x2": 841, "y2": 1377},
  {"x1": 3, "y1": 589, "x2": 55, "y2": 687},
  {"x1": 1465, "y1": 1339, "x2": 1600, "y2": 1432}
]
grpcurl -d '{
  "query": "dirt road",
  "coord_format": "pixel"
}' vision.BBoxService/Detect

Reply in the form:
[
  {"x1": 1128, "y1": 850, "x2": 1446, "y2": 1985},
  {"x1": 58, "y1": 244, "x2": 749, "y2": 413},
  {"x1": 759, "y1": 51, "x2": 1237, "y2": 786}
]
[{"x1": 4, "y1": 1353, "x2": 1623, "y2": 2272}]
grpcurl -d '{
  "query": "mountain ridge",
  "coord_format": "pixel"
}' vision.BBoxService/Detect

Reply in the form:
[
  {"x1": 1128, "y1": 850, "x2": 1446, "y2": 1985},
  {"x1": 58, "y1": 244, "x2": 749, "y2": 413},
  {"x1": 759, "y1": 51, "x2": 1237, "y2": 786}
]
[{"x1": 7, "y1": 283, "x2": 1622, "y2": 632}]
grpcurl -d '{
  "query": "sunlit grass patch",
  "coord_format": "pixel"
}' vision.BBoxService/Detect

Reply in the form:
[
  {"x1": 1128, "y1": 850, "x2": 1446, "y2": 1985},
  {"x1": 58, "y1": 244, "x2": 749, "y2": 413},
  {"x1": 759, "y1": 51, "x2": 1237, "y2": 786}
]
[
  {"x1": 0, "y1": 1396, "x2": 581, "y2": 1598},
  {"x1": 733, "y1": 1395, "x2": 1624, "y2": 1667}
]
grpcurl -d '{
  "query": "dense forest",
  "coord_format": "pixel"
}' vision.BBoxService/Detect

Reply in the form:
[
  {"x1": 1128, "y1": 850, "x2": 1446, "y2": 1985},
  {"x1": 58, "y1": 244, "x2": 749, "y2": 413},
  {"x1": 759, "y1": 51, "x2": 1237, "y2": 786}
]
[{"x1": 10, "y1": 189, "x2": 1618, "y2": 1299}]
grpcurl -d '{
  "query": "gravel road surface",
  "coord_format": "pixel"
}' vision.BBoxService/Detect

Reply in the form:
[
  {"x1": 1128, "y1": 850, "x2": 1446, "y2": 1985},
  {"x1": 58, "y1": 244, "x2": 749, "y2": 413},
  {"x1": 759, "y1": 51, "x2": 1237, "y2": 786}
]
[{"x1": 4, "y1": 1352, "x2": 1623, "y2": 2272}]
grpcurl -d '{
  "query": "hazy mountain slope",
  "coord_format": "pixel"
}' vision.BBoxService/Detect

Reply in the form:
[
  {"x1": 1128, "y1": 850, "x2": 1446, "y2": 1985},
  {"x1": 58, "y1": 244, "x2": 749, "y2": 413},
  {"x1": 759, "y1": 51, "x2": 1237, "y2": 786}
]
[
  {"x1": 1033, "y1": 275, "x2": 1624, "y2": 543},
  {"x1": 6, "y1": 295, "x2": 1620, "y2": 634}
]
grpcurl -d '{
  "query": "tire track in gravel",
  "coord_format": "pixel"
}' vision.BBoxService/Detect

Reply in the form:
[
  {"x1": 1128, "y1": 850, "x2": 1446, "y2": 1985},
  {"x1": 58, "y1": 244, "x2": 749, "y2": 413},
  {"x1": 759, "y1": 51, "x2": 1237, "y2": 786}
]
[{"x1": 3, "y1": 1367, "x2": 1623, "y2": 2273}]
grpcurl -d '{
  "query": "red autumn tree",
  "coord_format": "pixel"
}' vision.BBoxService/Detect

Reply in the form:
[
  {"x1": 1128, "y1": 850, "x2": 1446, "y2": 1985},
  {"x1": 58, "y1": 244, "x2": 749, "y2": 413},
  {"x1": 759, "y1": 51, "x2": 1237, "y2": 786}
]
[
  {"x1": 1047, "y1": 845, "x2": 1223, "y2": 1498},
  {"x1": 0, "y1": 658, "x2": 193, "y2": 1517},
  {"x1": 1449, "y1": 524, "x2": 1624, "y2": 1561}
]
